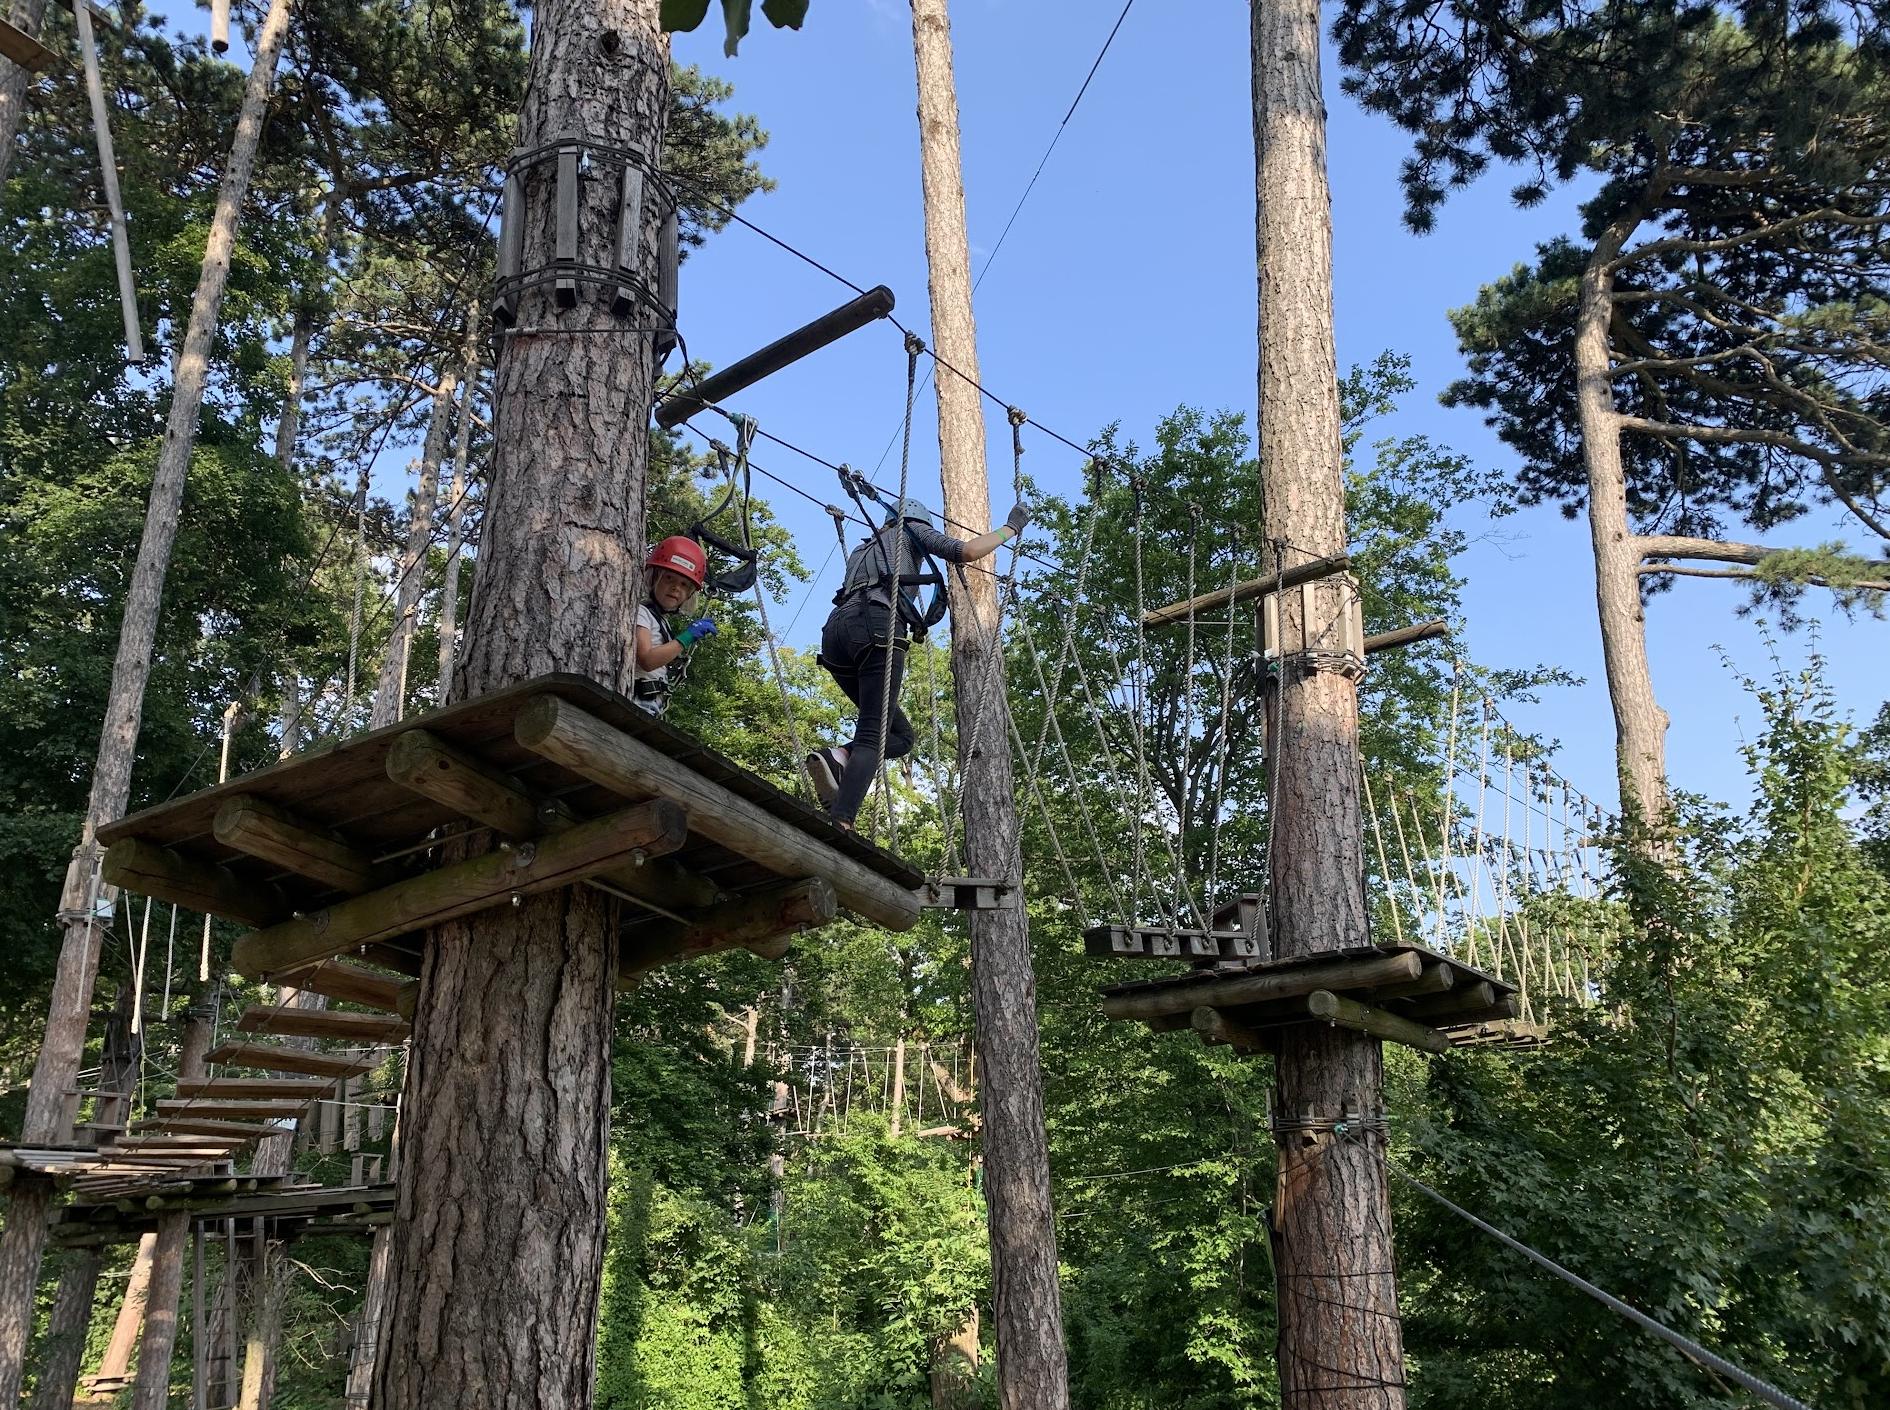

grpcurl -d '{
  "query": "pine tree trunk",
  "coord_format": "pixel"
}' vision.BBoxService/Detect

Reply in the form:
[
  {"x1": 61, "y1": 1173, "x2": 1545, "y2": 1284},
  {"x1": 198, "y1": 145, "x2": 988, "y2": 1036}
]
[
  {"x1": 908, "y1": 4, "x2": 1068, "y2": 1406},
  {"x1": 345, "y1": 1226, "x2": 391, "y2": 1406},
  {"x1": 29, "y1": 1248, "x2": 102, "y2": 1410},
  {"x1": 0, "y1": 7, "x2": 293, "y2": 1395},
  {"x1": 368, "y1": 6, "x2": 669, "y2": 1407},
  {"x1": 435, "y1": 329, "x2": 481, "y2": 707},
  {"x1": 92, "y1": 1231, "x2": 159, "y2": 1388},
  {"x1": 929, "y1": 1307, "x2": 980, "y2": 1410},
  {"x1": 127, "y1": 1213, "x2": 188, "y2": 1410},
  {"x1": 1252, "y1": 3, "x2": 1407, "y2": 1407},
  {"x1": 371, "y1": 372, "x2": 455, "y2": 725},
  {"x1": 1575, "y1": 225, "x2": 1673, "y2": 833},
  {"x1": 0, "y1": 0, "x2": 50, "y2": 190}
]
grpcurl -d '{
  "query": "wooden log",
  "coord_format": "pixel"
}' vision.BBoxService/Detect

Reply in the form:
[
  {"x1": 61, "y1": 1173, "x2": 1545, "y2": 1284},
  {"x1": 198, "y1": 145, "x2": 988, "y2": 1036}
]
[
  {"x1": 1363, "y1": 619, "x2": 1449, "y2": 655},
  {"x1": 153, "y1": 1100, "x2": 312, "y2": 1120},
  {"x1": 1367, "y1": 963, "x2": 1456, "y2": 1001},
  {"x1": 386, "y1": 728, "x2": 720, "y2": 910},
  {"x1": 1430, "y1": 997, "x2": 1520, "y2": 1028},
  {"x1": 231, "y1": 1008, "x2": 407, "y2": 1043},
  {"x1": 271, "y1": 960, "x2": 406, "y2": 1013},
  {"x1": 1304, "y1": 990, "x2": 1450, "y2": 1055},
  {"x1": 212, "y1": 795, "x2": 388, "y2": 894},
  {"x1": 173, "y1": 1079, "x2": 333, "y2": 1102},
  {"x1": 514, "y1": 695, "x2": 921, "y2": 932},
  {"x1": 1402, "y1": 980, "x2": 1496, "y2": 1020},
  {"x1": 1099, "y1": 950, "x2": 1421, "y2": 1021},
  {"x1": 229, "y1": 799, "x2": 688, "y2": 980},
  {"x1": 1143, "y1": 1012, "x2": 1191, "y2": 1033},
  {"x1": 620, "y1": 878, "x2": 835, "y2": 981},
  {"x1": 1141, "y1": 551, "x2": 1351, "y2": 630},
  {"x1": 360, "y1": 943, "x2": 424, "y2": 978},
  {"x1": 101, "y1": 838, "x2": 288, "y2": 929},
  {"x1": 1189, "y1": 1006, "x2": 1271, "y2": 1054}
]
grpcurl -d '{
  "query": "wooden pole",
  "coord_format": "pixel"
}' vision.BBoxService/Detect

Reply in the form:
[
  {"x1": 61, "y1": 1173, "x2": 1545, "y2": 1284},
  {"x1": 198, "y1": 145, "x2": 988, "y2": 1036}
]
[
  {"x1": 1141, "y1": 550, "x2": 1353, "y2": 629},
  {"x1": 1101, "y1": 950, "x2": 1421, "y2": 1021},
  {"x1": 908, "y1": 3, "x2": 1068, "y2": 1405},
  {"x1": 73, "y1": 0, "x2": 143, "y2": 363},
  {"x1": 1252, "y1": 0, "x2": 1410, "y2": 1399}
]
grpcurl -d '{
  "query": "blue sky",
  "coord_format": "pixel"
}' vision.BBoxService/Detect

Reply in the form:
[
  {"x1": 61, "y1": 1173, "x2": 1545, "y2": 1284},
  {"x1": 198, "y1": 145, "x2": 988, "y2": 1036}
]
[{"x1": 655, "y1": 0, "x2": 1887, "y2": 814}]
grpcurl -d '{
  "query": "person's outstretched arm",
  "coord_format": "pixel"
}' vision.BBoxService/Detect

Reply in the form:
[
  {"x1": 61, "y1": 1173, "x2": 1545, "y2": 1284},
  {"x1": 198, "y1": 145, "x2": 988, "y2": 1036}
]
[{"x1": 915, "y1": 502, "x2": 1031, "y2": 565}]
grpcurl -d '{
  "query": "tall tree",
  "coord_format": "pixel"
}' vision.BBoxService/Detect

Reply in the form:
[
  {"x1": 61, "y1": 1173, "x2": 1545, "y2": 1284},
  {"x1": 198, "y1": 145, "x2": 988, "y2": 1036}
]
[
  {"x1": 1333, "y1": 0, "x2": 1890, "y2": 829},
  {"x1": 367, "y1": 1, "x2": 669, "y2": 1404},
  {"x1": 1253, "y1": 0, "x2": 1409, "y2": 1405},
  {"x1": 907, "y1": 2, "x2": 1069, "y2": 1406},
  {"x1": 0, "y1": 1, "x2": 294, "y2": 1394}
]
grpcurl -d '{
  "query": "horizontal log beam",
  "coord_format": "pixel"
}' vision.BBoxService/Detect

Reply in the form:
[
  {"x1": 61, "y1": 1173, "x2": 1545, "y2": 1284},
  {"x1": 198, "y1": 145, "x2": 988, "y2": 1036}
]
[
  {"x1": 1403, "y1": 980, "x2": 1496, "y2": 1020},
  {"x1": 1190, "y1": 1006, "x2": 1272, "y2": 1054},
  {"x1": 174, "y1": 1078, "x2": 334, "y2": 1101},
  {"x1": 1363, "y1": 619, "x2": 1449, "y2": 655},
  {"x1": 1305, "y1": 990, "x2": 1450, "y2": 1055},
  {"x1": 387, "y1": 727, "x2": 721, "y2": 911},
  {"x1": 620, "y1": 877, "x2": 836, "y2": 982},
  {"x1": 1368, "y1": 963, "x2": 1455, "y2": 1001},
  {"x1": 1141, "y1": 551, "x2": 1352, "y2": 630},
  {"x1": 212, "y1": 794, "x2": 389, "y2": 895},
  {"x1": 101, "y1": 839, "x2": 289, "y2": 929},
  {"x1": 232, "y1": 1008, "x2": 407, "y2": 1043},
  {"x1": 514, "y1": 695, "x2": 921, "y2": 931},
  {"x1": 1100, "y1": 950, "x2": 1421, "y2": 1022},
  {"x1": 230, "y1": 799, "x2": 689, "y2": 981},
  {"x1": 1432, "y1": 997, "x2": 1521, "y2": 1029}
]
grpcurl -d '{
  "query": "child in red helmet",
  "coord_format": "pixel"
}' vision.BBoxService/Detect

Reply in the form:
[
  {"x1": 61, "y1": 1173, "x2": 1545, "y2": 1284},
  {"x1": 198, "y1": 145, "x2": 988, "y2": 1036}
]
[{"x1": 633, "y1": 535, "x2": 718, "y2": 716}]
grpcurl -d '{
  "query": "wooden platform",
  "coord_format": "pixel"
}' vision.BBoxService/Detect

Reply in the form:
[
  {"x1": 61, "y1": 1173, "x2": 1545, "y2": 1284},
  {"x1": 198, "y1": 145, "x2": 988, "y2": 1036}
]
[
  {"x1": 1098, "y1": 944, "x2": 1520, "y2": 1054},
  {"x1": 54, "y1": 1180, "x2": 395, "y2": 1247},
  {"x1": 96, "y1": 675, "x2": 924, "y2": 996}
]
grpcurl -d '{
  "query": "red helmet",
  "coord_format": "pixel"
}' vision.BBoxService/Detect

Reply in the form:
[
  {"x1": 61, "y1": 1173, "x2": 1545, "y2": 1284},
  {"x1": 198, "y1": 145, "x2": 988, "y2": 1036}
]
[{"x1": 646, "y1": 534, "x2": 708, "y2": 589}]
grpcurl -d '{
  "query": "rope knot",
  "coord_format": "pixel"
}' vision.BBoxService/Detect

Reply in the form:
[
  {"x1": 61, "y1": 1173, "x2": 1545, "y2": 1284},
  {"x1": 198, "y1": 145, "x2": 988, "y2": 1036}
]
[
  {"x1": 1006, "y1": 405, "x2": 1027, "y2": 428},
  {"x1": 903, "y1": 331, "x2": 926, "y2": 358}
]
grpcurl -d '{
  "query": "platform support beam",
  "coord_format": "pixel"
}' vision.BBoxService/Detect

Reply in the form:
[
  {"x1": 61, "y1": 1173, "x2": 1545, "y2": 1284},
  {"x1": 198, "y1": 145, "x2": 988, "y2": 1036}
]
[
  {"x1": 1101, "y1": 950, "x2": 1421, "y2": 1022},
  {"x1": 620, "y1": 877, "x2": 836, "y2": 982}
]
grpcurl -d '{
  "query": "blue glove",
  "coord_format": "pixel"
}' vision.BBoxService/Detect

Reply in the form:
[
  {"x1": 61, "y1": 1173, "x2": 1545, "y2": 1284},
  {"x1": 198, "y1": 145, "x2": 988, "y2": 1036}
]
[{"x1": 676, "y1": 618, "x2": 718, "y2": 647}]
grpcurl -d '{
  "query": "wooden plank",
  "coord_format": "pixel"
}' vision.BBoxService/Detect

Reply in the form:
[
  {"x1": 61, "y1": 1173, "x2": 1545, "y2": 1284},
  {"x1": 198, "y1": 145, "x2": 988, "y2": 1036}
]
[
  {"x1": 516, "y1": 694, "x2": 922, "y2": 932},
  {"x1": 1083, "y1": 924, "x2": 1267, "y2": 962},
  {"x1": 174, "y1": 1078, "x2": 334, "y2": 1102},
  {"x1": 203, "y1": 1042, "x2": 374, "y2": 1080},
  {"x1": 232, "y1": 1008, "x2": 408, "y2": 1043},
  {"x1": 101, "y1": 838, "x2": 289, "y2": 928},
  {"x1": 0, "y1": 15, "x2": 58, "y2": 70},
  {"x1": 212, "y1": 794, "x2": 390, "y2": 894},
  {"x1": 272, "y1": 960, "x2": 407, "y2": 1013},
  {"x1": 386, "y1": 727, "x2": 722, "y2": 912},
  {"x1": 153, "y1": 1100, "x2": 313, "y2": 1120},
  {"x1": 1100, "y1": 950, "x2": 1422, "y2": 1021},
  {"x1": 1141, "y1": 551, "x2": 1351, "y2": 630},
  {"x1": 620, "y1": 878, "x2": 835, "y2": 981},
  {"x1": 1304, "y1": 990, "x2": 1450, "y2": 1055},
  {"x1": 230, "y1": 798, "x2": 689, "y2": 980},
  {"x1": 1364, "y1": 619, "x2": 1448, "y2": 655},
  {"x1": 360, "y1": 942, "x2": 424, "y2": 977},
  {"x1": 129, "y1": 1119, "x2": 278, "y2": 1140}
]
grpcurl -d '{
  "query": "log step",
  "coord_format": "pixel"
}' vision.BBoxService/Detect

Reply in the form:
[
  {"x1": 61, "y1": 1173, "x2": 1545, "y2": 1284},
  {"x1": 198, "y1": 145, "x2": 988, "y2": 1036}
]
[
  {"x1": 234, "y1": 1008, "x2": 409, "y2": 1043},
  {"x1": 174, "y1": 1077, "x2": 335, "y2": 1101},
  {"x1": 203, "y1": 1041, "x2": 377, "y2": 1080}
]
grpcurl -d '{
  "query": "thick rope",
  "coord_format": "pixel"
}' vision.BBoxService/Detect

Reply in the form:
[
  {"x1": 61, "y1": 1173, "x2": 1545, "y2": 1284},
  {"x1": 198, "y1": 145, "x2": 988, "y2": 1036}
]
[
  {"x1": 1360, "y1": 768, "x2": 1406, "y2": 945},
  {"x1": 1433, "y1": 660, "x2": 1463, "y2": 949},
  {"x1": 870, "y1": 336, "x2": 924, "y2": 849},
  {"x1": 1203, "y1": 526, "x2": 1244, "y2": 913}
]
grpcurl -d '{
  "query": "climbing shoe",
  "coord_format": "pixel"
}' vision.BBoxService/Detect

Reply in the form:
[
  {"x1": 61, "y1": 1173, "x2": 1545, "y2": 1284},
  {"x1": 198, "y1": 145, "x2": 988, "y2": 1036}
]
[{"x1": 807, "y1": 747, "x2": 847, "y2": 808}]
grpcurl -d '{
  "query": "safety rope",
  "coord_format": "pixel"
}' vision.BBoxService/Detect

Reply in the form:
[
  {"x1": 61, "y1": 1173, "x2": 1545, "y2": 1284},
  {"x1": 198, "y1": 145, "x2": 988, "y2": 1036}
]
[
  {"x1": 868, "y1": 335, "x2": 924, "y2": 850},
  {"x1": 343, "y1": 469, "x2": 370, "y2": 723},
  {"x1": 1433, "y1": 661, "x2": 1463, "y2": 950},
  {"x1": 1360, "y1": 768, "x2": 1405, "y2": 945}
]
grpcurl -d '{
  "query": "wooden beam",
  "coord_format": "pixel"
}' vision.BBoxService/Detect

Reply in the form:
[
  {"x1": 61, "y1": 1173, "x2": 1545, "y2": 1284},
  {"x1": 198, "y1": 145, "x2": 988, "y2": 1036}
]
[
  {"x1": 1367, "y1": 963, "x2": 1455, "y2": 1001},
  {"x1": 1189, "y1": 1006, "x2": 1271, "y2": 1054},
  {"x1": 1304, "y1": 990, "x2": 1451, "y2": 1055},
  {"x1": 270, "y1": 959, "x2": 407, "y2": 1013},
  {"x1": 514, "y1": 695, "x2": 921, "y2": 932},
  {"x1": 1363, "y1": 619, "x2": 1449, "y2": 655},
  {"x1": 129, "y1": 1119, "x2": 277, "y2": 1141},
  {"x1": 174, "y1": 1078, "x2": 334, "y2": 1102},
  {"x1": 620, "y1": 878, "x2": 836, "y2": 981},
  {"x1": 386, "y1": 727, "x2": 721, "y2": 910},
  {"x1": 0, "y1": 15, "x2": 58, "y2": 70},
  {"x1": 1141, "y1": 551, "x2": 1351, "y2": 630},
  {"x1": 1431, "y1": 997, "x2": 1520, "y2": 1029},
  {"x1": 1100, "y1": 950, "x2": 1422, "y2": 1021},
  {"x1": 1402, "y1": 980, "x2": 1496, "y2": 1020},
  {"x1": 232, "y1": 1007, "x2": 408, "y2": 1043},
  {"x1": 153, "y1": 1100, "x2": 313, "y2": 1120},
  {"x1": 360, "y1": 943, "x2": 424, "y2": 978},
  {"x1": 201, "y1": 1043, "x2": 374, "y2": 1080},
  {"x1": 230, "y1": 799, "x2": 689, "y2": 980},
  {"x1": 101, "y1": 839, "x2": 289, "y2": 929},
  {"x1": 212, "y1": 794, "x2": 389, "y2": 894}
]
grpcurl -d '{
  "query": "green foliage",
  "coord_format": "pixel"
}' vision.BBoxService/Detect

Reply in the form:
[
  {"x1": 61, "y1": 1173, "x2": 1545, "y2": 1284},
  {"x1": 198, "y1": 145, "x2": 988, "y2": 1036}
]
[{"x1": 663, "y1": 0, "x2": 810, "y2": 57}]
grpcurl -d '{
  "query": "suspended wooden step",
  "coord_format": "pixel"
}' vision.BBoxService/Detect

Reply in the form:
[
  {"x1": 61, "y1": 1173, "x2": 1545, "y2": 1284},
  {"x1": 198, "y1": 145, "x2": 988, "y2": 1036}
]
[
  {"x1": 1097, "y1": 943, "x2": 1522, "y2": 1055},
  {"x1": 130, "y1": 1117, "x2": 279, "y2": 1141},
  {"x1": 233, "y1": 1008, "x2": 409, "y2": 1043},
  {"x1": 95, "y1": 675, "x2": 924, "y2": 1002},
  {"x1": 1084, "y1": 892, "x2": 1270, "y2": 962},
  {"x1": 0, "y1": 16, "x2": 57, "y2": 70},
  {"x1": 277, "y1": 959, "x2": 412, "y2": 1013},
  {"x1": 203, "y1": 1040, "x2": 377, "y2": 1080},
  {"x1": 174, "y1": 1077, "x2": 335, "y2": 1102},
  {"x1": 152, "y1": 1098, "x2": 314, "y2": 1121},
  {"x1": 920, "y1": 876, "x2": 1019, "y2": 911}
]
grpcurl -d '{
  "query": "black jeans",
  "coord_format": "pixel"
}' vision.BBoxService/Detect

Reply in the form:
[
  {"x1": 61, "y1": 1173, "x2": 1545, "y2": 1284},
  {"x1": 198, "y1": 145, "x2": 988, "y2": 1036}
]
[{"x1": 819, "y1": 596, "x2": 915, "y2": 825}]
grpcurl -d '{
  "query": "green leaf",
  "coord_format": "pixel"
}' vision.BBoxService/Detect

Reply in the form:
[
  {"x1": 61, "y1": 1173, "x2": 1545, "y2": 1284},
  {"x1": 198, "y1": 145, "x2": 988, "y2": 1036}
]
[
  {"x1": 660, "y1": 0, "x2": 713, "y2": 33},
  {"x1": 721, "y1": 0, "x2": 752, "y2": 55},
  {"x1": 761, "y1": 0, "x2": 810, "y2": 29}
]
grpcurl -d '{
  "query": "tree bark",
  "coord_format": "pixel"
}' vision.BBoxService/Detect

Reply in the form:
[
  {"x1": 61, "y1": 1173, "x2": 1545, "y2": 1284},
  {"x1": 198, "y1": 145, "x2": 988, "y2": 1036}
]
[
  {"x1": 0, "y1": 0, "x2": 50, "y2": 191},
  {"x1": 908, "y1": 4, "x2": 1069, "y2": 1407},
  {"x1": 435, "y1": 326, "x2": 481, "y2": 707},
  {"x1": 1252, "y1": 3, "x2": 1408, "y2": 1407},
  {"x1": 91, "y1": 1231, "x2": 159, "y2": 1389},
  {"x1": 127, "y1": 1213, "x2": 188, "y2": 1410},
  {"x1": 30, "y1": 1249, "x2": 102, "y2": 1410},
  {"x1": 368, "y1": 5, "x2": 669, "y2": 1407},
  {"x1": 0, "y1": 7, "x2": 294, "y2": 1395},
  {"x1": 372, "y1": 371, "x2": 456, "y2": 725},
  {"x1": 1576, "y1": 218, "x2": 1673, "y2": 833},
  {"x1": 929, "y1": 1307, "x2": 980, "y2": 1410}
]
